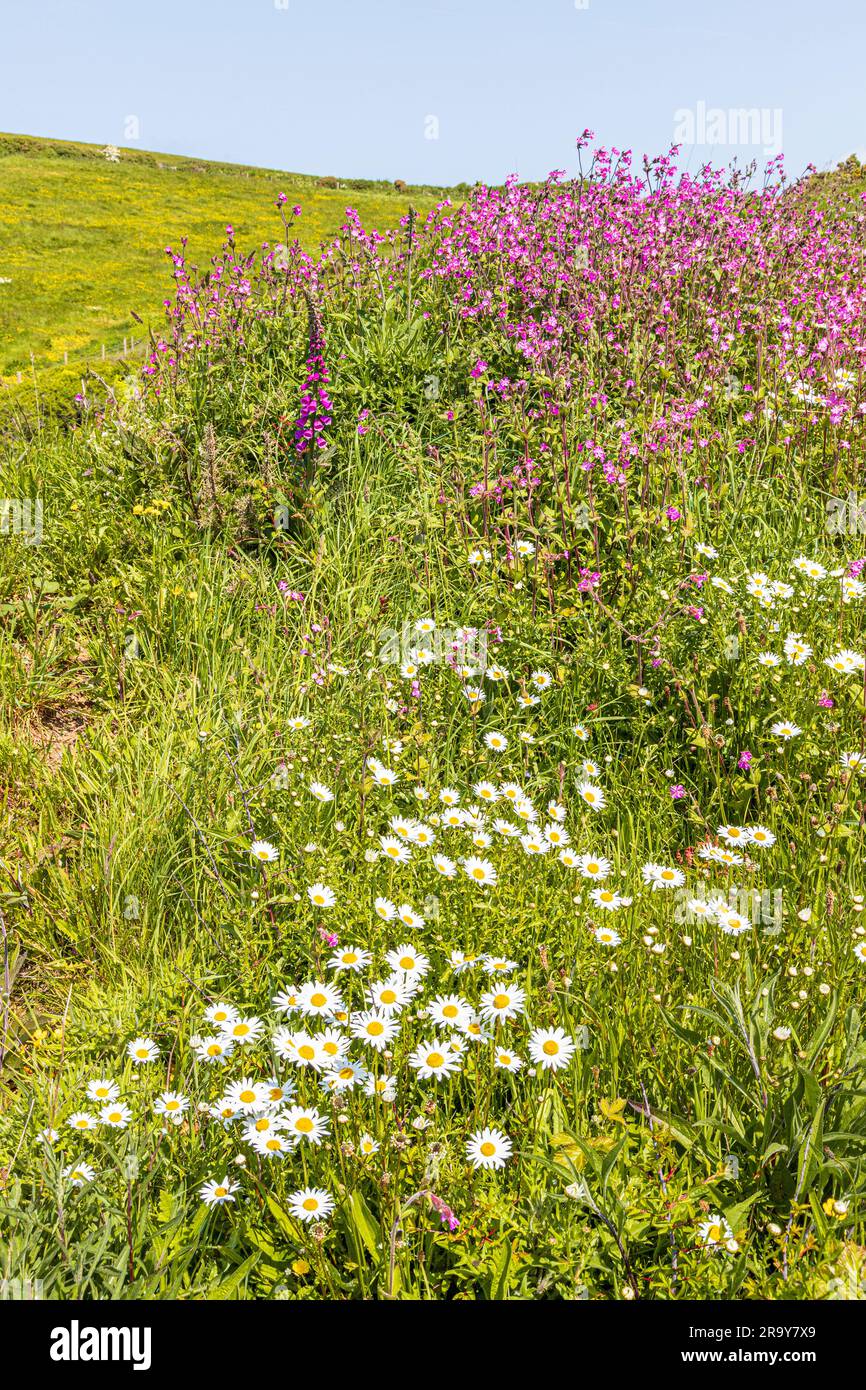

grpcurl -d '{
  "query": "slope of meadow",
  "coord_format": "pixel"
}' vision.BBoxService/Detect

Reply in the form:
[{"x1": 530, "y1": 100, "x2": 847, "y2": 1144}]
[
  {"x1": 0, "y1": 131, "x2": 447, "y2": 385},
  {"x1": 1, "y1": 138, "x2": 865, "y2": 1301}
]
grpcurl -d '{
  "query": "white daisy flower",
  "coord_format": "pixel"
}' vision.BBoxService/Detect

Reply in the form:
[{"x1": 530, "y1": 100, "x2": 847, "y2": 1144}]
[{"x1": 466, "y1": 1127, "x2": 513, "y2": 1169}]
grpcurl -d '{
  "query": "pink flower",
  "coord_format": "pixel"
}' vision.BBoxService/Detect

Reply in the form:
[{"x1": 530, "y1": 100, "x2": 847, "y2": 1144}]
[
  {"x1": 577, "y1": 569, "x2": 601, "y2": 593},
  {"x1": 427, "y1": 1192, "x2": 459, "y2": 1231}
]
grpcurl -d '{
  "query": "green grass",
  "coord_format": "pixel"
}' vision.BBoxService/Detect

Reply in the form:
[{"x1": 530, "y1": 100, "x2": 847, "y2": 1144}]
[{"x1": 4, "y1": 421, "x2": 863, "y2": 1299}]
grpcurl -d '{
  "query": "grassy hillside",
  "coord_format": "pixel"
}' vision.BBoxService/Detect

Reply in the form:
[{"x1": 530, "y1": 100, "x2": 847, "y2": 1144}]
[
  {"x1": 1, "y1": 141, "x2": 866, "y2": 1303},
  {"x1": 0, "y1": 132, "x2": 451, "y2": 381}
]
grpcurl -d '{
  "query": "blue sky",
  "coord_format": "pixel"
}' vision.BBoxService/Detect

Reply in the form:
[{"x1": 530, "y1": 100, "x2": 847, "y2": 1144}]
[{"x1": 1, "y1": 0, "x2": 863, "y2": 183}]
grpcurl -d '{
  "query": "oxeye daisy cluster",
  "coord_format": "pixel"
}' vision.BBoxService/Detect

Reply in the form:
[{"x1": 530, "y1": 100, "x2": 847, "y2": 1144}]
[{"x1": 37, "y1": 929, "x2": 585, "y2": 1225}]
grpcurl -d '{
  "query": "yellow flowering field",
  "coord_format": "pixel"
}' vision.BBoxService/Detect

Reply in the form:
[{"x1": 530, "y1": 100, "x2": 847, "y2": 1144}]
[{"x1": 0, "y1": 132, "x2": 441, "y2": 379}]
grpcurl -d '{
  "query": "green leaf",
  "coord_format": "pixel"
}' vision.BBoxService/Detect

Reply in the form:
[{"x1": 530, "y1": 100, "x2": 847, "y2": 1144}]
[
  {"x1": 347, "y1": 1190, "x2": 381, "y2": 1262},
  {"x1": 724, "y1": 1192, "x2": 760, "y2": 1231},
  {"x1": 797, "y1": 1065, "x2": 822, "y2": 1113},
  {"x1": 796, "y1": 1103, "x2": 825, "y2": 1197},
  {"x1": 208, "y1": 1251, "x2": 260, "y2": 1300},
  {"x1": 264, "y1": 1192, "x2": 301, "y2": 1243},
  {"x1": 806, "y1": 994, "x2": 838, "y2": 1068},
  {"x1": 489, "y1": 1240, "x2": 513, "y2": 1301},
  {"x1": 647, "y1": 1108, "x2": 698, "y2": 1149}
]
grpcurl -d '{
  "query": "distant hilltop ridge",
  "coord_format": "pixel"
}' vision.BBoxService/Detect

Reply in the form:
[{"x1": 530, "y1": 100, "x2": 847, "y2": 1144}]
[{"x1": 0, "y1": 129, "x2": 462, "y2": 196}]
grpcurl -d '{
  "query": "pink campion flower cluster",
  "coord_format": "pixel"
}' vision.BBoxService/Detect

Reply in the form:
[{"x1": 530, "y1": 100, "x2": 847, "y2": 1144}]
[
  {"x1": 155, "y1": 235, "x2": 254, "y2": 367},
  {"x1": 403, "y1": 144, "x2": 866, "y2": 492},
  {"x1": 277, "y1": 582, "x2": 305, "y2": 601},
  {"x1": 468, "y1": 457, "x2": 541, "y2": 504},
  {"x1": 577, "y1": 569, "x2": 601, "y2": 593},
  {"x1": 142, "y1": 136, "x2": 866, "y2": 541}
]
